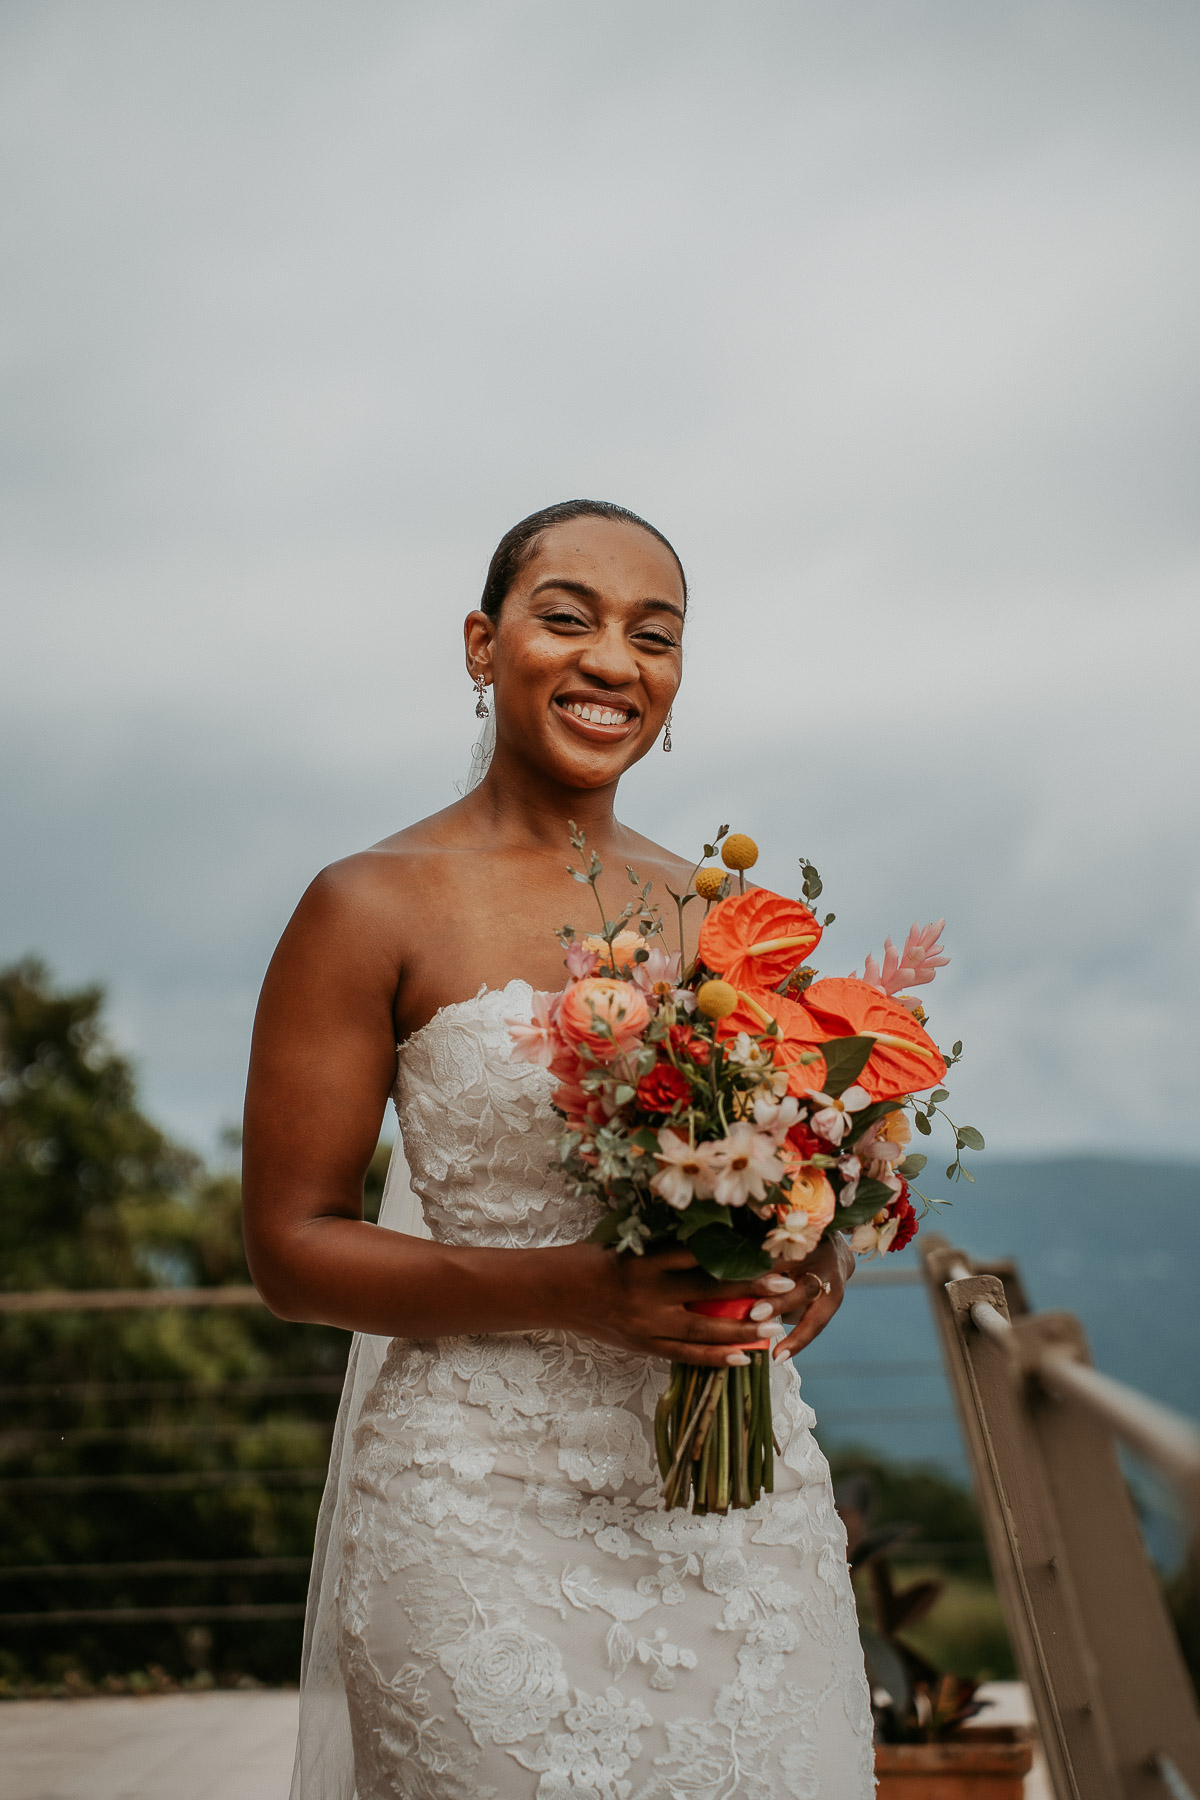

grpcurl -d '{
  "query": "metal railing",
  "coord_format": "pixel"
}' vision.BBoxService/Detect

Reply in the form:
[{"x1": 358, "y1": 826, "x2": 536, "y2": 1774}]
[{"x1": 922, "y1": 1235, "x2": 1200, "y2": 1800}]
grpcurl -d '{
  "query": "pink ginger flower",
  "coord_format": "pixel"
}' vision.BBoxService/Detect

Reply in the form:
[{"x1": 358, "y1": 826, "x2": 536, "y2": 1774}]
[
  {"x1": 507, "y1": 992, "x2": 563, "y2": 1069},
  {"x1": 856, "y1": 920, "x2": 949, "y2": 1010}
]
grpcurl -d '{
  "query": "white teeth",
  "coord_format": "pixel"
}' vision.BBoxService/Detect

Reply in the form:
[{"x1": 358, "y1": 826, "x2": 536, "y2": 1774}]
[{"x1": 564, "y1": 701, "x2": 630, "y2": 726}]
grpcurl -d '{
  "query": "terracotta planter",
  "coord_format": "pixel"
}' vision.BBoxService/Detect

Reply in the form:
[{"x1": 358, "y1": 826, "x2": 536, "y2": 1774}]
[{"x1": 874, "y1": 1726, "x2": 1034, "y2": 1798}]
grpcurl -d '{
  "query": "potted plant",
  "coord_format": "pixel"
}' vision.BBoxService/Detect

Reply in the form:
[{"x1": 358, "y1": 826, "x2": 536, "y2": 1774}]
[{"x1": 836, "y1": 1476, "x2": 1034, "y2": 1798}]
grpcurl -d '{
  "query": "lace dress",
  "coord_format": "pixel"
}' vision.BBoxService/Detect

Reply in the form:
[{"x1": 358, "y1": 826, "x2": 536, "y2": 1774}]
[{"x1": 336, "y1": 981, "x2": 874, "y2": 1800}]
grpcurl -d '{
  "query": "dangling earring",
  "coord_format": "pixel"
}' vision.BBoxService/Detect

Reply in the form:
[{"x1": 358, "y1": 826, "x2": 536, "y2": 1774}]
[
  {"x1": 473, "y1": 674, "x2": 490, "y2": 719},
  {"x1": 662, "y1": 709, "x2": 673, "y2": 753}
]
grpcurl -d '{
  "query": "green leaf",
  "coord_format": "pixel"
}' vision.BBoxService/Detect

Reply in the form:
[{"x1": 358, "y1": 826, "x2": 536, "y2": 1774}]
[
  {"x1": 569, "y1": 868, "x2": 590, "y2": 884},
  {"x1": 957, "y1": 1125, "x2": 985, "y2": 1151},
  {"x1": 897, "y1": 1153, "x2": 927, "y2": 1178},
  {"x1": 687, "y1": 1224, "x2": 772, "y2": 1282},
  {"x1": 824, "y1": 912, "x2": 836, "y2": 926},
  {"x1": 854, "y1": 1177, "x2": 897, "y2": 1212},
  {"x1": 952, "y1": 1040, "x2": 963, "y2": 1057},
  {"x1": 818, "y1": 1036, "x2": 874, "y2": 1097},
  {"x1": 946, "y1": 1164, "x2": 958, "y2": 1180},
  {"x1": 930, "y1": 1088, "x2": 949, "y2": 1103},
  {"x1": 960, "y1": 1167, "x2": 975, "y2": 1183},
  {"x1": 631, "y1": 1126, "x2": 660, "y2": 1153},
  {"x1": 634, "y1": 947, "x2": 649, "y2": 964},
  {"x1": 845, "y1": 1099, "x2": 903, "y2": 1143},
  {"x1": 614, "y1": 1084, "x2": 636, "y2": 1106},
  {"x1": 673, "y1": 1200, "x2": 734, "y2": 1239},
  {"x1": 913, "y1": 1112, "x2": 932, "y2": 1137}
]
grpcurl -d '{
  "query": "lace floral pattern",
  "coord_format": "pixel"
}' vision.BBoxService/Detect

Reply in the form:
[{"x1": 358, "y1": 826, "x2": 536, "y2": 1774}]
[{"x1": 339, "y1": 982, "x2": 874, "y2": 1798}]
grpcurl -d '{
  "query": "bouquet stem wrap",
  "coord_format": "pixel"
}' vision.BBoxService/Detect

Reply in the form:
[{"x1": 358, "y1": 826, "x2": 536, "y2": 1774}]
[{"x1": 654, "y1": 1298, "x2": 775, "y2": 1513}]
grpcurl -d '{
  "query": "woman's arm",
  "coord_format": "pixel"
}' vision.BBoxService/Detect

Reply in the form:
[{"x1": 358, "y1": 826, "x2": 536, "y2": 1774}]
[{"x1": 241, "y1": 861, "x2": 797, "y2": 1365}]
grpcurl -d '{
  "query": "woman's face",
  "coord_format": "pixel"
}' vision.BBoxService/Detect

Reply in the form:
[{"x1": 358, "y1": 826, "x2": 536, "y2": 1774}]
[{"x1": 465, "y1": 517, "x2": 685, "y2": 790}]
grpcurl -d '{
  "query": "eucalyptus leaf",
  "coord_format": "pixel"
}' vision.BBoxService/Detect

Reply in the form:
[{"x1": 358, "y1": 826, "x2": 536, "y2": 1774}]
[
  {"x1": 587, "y1": 1211, "x2": 624, "y2": 1247},
  {"x1": 614, "y1": 1084, "x2": 636, "y2": 1106},
  {"x1": 946, "y1": 1164, "x2": 958, "y2": 1180},
  {"x1": 957, "y1": 1125, "x2": 985, "y2": 1151},
  {"x1": 897, "y1": 1153, "x2": 928, "y2": 1178},
  {"x1": 913, "y1": 1112, "x2": 932, "y2": 1137},
  {"x1": 930, "y1": 1089, "x2": 950, "y2": 1103},
  {"x1": 688, "y1": 1224, "x2": 772, "y2": 1281},
  {"x1": 952, "y1": 1040, "x2": 963, "y2": 1056}
]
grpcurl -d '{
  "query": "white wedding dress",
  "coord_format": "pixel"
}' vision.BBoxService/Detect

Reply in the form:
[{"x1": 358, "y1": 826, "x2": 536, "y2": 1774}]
[{"x1": 291, "y1": 981, "x2": 874, "y2": 1800}]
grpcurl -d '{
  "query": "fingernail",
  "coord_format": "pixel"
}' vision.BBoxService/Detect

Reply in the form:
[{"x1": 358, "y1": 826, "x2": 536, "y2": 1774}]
[
  {"x1": 725, "y1": 1352, "x2": 751, "y2": 1366},
  {"x1": 749, "y1": 1301, "x2": 774, "y2": 1321},
  {"x1": 773, "y1": 1345, "x2": 790, "y2": 1362},
  {"x1": 762, "y1": 1276, "x2": 796, "y2": 1293}
]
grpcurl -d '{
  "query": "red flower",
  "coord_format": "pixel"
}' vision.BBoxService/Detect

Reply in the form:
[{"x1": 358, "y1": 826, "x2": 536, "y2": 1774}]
[
  {"x1": 668, "y1": 1024, "x2": 710, "y2": 1065},
  {"x1": 698, "y1": 888, "x2": 823, "y2": 991},
  {"x1": 636, "y1": 1063, "x2": 692, "y2": 1113},
  {"x1": 785, "y1": 1121, "x2": 823, "y2": 1162},
  {"x1": 801, "y1": 977, "x2": 947, "y2": 1099},
  {"x1": 885, "y1": 1186, "x2": 918, "y2": 1253}
]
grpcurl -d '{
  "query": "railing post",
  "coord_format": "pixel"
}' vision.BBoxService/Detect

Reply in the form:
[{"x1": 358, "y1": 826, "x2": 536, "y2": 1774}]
[
  {"x1": 1011, "y1": 1309, "x2": 1200, "y2": 1797},
  {"x1": 921, "y1": 1237, "x2": 1123, "y2": 1800}
]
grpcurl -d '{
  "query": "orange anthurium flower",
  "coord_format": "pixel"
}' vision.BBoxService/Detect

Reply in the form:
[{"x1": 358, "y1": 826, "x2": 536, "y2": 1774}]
[
  {"x1": 698, "y1": 889, "x2": 823, "y2": 992},
  {"x1": 716, "y1": 992, "x2": 829, "y2": 1097},
  {"x1": 801, "y1": 976, "x2": 947, "y2": 1098}
]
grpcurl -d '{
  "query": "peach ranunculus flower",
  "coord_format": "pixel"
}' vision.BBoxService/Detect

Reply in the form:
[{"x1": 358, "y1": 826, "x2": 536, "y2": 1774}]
[
  {"x1": 581, "y1": 930, "x2": 644, "y2": 974},
  {"x1": 557, "y1": 976, "x2": 651, "y2": 1063}
]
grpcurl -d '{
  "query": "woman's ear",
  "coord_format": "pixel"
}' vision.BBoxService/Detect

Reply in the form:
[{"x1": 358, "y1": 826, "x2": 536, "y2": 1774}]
[{"x1": 463, "y1": 610, "x2": 495, "y2": 682}]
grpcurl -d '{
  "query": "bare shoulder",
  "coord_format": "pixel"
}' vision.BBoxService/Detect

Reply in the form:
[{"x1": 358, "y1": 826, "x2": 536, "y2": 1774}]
[
  {"x1": 281, "y1": 802, "x2": 472, "y2": 960},
  {"x1": 615, "y1": 822, "x2": 697, "y2": 889}
]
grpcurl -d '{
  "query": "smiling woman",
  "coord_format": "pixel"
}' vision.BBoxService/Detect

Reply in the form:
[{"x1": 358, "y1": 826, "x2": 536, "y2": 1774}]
[{"x1": 241, "y1": 503, "x2": 874, "y2": 1800}]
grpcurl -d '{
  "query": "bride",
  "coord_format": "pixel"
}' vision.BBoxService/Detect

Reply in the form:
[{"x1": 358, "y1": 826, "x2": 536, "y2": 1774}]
[{"x1": 242, "y1": 500, "x2": 874, "y2": 1800}]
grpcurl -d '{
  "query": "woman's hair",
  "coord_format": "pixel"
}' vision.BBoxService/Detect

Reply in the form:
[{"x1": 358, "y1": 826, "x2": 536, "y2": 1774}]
[{"x1": 479, "y1": 499, "x2": 687, "y2": 621}]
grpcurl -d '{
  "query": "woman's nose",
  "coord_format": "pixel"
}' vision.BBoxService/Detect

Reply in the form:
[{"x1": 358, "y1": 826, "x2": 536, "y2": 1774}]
[{"x1": 577, "y1": 627, "x2": 639, "y2": 684}]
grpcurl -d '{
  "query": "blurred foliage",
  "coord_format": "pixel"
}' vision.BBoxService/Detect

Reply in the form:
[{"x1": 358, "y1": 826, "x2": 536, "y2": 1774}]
[{"x1": 0, "y1": 958, "x2": 390, "y2": 1693}]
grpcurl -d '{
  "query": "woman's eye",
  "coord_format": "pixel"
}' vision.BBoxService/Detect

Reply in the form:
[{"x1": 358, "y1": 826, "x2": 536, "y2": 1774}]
[
  {"x1": 544, "y1": 611, "x2": 588, "y2": 628},
  {"x1": 638, "y1": 631, "x2": 677, "y2": 649}
]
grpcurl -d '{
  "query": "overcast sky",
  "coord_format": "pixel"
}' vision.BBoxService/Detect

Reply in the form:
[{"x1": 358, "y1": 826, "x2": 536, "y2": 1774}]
[{"x1": 2, "y1": 0, "x2": 1198, "y2": 1165}]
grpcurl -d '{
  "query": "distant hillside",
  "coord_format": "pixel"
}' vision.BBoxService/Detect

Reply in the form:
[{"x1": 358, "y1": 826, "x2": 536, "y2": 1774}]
[{"x1": 802, "y1": 1156, "x2": 1200, "y2": 1482}]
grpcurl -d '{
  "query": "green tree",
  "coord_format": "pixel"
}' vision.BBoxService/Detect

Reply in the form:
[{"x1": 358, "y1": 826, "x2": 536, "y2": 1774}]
[{"x1": 0, "y1": 959, "x2": 365, "y2": 1692}]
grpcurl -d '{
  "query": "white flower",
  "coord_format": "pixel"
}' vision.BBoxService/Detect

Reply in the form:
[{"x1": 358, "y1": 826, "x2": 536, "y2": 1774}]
[
  {"x1": 709, "y1": 1122, "x2": 783, "y2": 1208},
  {"x1": 650, "y1": 1129, "x2": 720, "y2": 1209},
  {"x1": 751, "y1": 1094, "x2": 801, "y2": 1141},
  {"x1": 441, "y1": 1624, "x2": 569, "y2": 1745},
  {"x1": 764, "y1": 1210, "x2": 824, "y2": 1259},
  {"x1": 808, "y1": 1084, "x2": 871, "y2": 1146}
]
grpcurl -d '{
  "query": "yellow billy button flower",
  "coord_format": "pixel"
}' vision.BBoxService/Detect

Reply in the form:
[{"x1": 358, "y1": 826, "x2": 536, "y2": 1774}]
[
  {"x1": 694, "y1": 868, "x2": 725, "y2": 901},
  {"x1": 695, "y1": 979, "x2": 738, "y2": 1019},
  {"x1": 721, "y1": 833, "x2": 759, "y2": 872}
]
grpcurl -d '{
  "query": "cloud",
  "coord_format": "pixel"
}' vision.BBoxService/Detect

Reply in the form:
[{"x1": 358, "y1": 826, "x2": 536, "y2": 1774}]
[{"x1": 1, "y1": 0, "x2": 1197, "y2": 1151}]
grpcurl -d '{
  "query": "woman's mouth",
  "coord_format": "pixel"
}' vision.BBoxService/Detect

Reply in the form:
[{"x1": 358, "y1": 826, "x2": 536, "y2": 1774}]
[{"x1": 554, "y1": 695, "x2": 639, "y2": 740}]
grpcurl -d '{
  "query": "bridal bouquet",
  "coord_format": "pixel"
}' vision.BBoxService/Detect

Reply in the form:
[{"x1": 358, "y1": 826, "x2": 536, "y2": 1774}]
[{"x1": 508, "y1": 825, "x2": 981, "y2": 1515}]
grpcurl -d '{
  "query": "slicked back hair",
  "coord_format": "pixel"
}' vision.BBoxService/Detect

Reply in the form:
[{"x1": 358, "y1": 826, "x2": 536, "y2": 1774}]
[{"x1": 479, "y1": 500, "x2": 687, "y2": 621}]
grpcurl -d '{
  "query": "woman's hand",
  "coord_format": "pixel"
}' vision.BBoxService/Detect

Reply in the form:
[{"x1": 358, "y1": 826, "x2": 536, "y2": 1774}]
[
  {"x1": 552, "y1": 1242, "x2": 799, "y2": 1368},
  {"x1": 767, "y1": 1234, "x2": 855, "y2": 1362}
]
